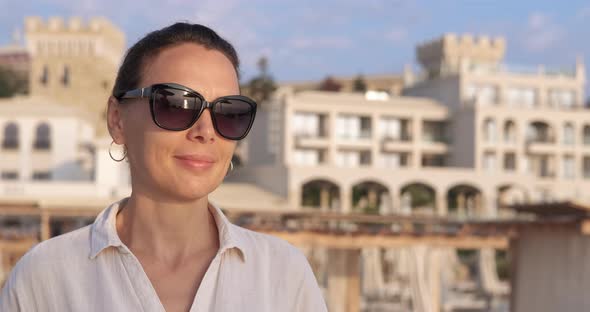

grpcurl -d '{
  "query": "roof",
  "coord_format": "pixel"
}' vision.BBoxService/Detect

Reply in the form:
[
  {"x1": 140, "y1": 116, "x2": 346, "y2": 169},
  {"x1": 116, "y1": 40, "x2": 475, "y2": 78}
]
[
  {"x1": 0, "y1": 95, "x2": 97, "y2": 124},
  {"x1": 292, "y1": 90, "x2": 448, "y2": 112},
  {"x1": 509, "y1": 201, "x2": 590, "y2": 218}
]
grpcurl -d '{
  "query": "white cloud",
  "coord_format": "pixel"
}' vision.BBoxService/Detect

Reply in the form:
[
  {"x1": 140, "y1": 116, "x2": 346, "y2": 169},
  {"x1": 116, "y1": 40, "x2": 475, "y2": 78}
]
[
  {"x1": 287, "y1": 37, "x2": 352, "y2": 49},
  {"x1": 576, "y1": 6, "x2": 590, "y2": 20},
  {"x1": 385, "y1": 28, "x2": 408, "y2": 42},
  {"x1": 522, "y1": 12, "x2": 564, "y2": 52}
]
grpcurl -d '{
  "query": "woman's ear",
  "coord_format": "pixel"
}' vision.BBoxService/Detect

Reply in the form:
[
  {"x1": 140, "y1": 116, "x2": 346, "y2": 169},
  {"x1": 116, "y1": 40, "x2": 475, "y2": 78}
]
[{"x1": 107, "y1": 96, "x2": 125, "y2": 144}]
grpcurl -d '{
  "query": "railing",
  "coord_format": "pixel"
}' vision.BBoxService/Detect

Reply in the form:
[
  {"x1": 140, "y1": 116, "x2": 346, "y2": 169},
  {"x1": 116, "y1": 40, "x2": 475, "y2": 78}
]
[{"x1": 467, "y1": 63, "x2": 577, "y2": 78}]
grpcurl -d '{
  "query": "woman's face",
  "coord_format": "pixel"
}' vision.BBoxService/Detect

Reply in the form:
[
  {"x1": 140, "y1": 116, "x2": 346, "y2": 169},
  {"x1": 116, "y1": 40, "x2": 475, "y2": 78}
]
[{"x1": 108, "y1": 43, "x2": 239, "y2": 202}]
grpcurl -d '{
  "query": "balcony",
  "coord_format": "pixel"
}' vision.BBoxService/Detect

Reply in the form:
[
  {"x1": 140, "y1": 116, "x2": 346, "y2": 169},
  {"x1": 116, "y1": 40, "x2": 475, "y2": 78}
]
[
  {"x1": 525, "y1": 138, "x2": 556, "y2": 154},
  {"x1": 421, "y1": 134, "x2": 450, "y2": 154},
  {"x1": 381, "y1": 134, "x2": 412, "y2": 152},
  {"x1": 295, "y1": 134, "x2": 329, "y2": 149},
  {"x1": 336, "y1": 130, "x2": 373, "y2": 149}
]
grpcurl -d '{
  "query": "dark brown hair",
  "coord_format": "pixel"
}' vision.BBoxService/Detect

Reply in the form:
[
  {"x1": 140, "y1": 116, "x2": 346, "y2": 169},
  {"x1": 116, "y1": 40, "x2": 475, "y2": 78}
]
[{"x1": 112, "y1": 22, "x2": 240, "y2": 96}]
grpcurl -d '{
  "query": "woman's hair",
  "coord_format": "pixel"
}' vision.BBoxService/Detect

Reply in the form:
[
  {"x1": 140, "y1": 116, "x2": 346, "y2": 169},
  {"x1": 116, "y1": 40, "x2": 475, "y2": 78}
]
[{"x1": 112, "y1": 22, "x2": 240, "y2": 96}]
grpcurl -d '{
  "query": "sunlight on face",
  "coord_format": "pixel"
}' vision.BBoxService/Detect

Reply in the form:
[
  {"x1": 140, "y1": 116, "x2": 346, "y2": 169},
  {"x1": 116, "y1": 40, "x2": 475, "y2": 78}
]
[{"x1": 120, "y1": 43, "x2": 240, "y2": 202}]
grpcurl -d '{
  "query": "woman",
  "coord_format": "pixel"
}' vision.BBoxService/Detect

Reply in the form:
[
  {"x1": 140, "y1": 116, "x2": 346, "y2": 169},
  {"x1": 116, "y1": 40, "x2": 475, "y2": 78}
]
[{"x1": 0, "y1": 23, "x2": 327, "y2": 312}]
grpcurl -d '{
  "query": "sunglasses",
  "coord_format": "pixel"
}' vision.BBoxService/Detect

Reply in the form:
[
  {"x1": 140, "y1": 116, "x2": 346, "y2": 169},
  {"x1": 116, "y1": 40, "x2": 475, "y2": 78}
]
[{"x1": 114, "y1": 82, "x2": 257, "y2": 140}]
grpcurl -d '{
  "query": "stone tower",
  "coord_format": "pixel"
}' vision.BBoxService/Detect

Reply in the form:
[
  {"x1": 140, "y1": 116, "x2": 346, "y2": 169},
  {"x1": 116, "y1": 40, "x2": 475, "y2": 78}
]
[{"x1": 24, "y1": 16, "x2": 125, "y2": 135}]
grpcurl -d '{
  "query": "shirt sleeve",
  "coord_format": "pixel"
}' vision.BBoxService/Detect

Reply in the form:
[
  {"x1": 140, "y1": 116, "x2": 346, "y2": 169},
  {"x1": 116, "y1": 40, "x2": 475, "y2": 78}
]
[
  {"x1": 0, "y1": 256, "x2": 30, "y2": 312},
  {"x1": 291, "y1": 253, "x2": 328, "y2": 312}
]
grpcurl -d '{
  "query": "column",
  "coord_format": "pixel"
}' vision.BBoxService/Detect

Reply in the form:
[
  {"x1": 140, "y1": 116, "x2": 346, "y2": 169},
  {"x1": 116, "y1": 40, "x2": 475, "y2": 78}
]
[
  {"x1": 40, "y1": 211, "x2": 51, "y2": 241},
  {"x1": 412, "y1": 117, "x2": 422, "y2": 169},
  {"x1": 367, "y1": 188, "x2": 378, "y2": 208},
  {"x1": 320, "y1": 185, "x2": 330, "y2": 212},
  {"x1": 391, "y1": 192, "x2": 401, "y2": 214},
  {"x1": 329, "y1": 112, "x2": 337, "y2": 165},
  {"x1": 341, "y1": 189, "x2": 352, "y2": 214},
  {"x1": 326, "y1": 249, "x2": 361, "y2": 312},
  {"x1": 484, "y1": 193, "x2": 498, "y2": 218},
  {"x1": 457, "y1": 193, "x2": 466, "y2": 217},
  {"x1": 436, "y1": 193, "x2": 447, "y2": 217},
  {"x1": 20, "y1": 121, "x2": 33, "y2": 181}
]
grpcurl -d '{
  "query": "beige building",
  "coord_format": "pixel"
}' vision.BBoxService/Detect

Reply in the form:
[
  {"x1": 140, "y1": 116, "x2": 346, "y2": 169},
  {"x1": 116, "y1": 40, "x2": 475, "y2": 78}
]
[
  {"x1": 24, "y1": 16, "x2": 125, "y2": 135},
  {"x1": 235, "y1": 34, "x2": 590, "y2": 221},
  {"x1": 231, "y1": 34, "x2": 590, "y2": 311}
]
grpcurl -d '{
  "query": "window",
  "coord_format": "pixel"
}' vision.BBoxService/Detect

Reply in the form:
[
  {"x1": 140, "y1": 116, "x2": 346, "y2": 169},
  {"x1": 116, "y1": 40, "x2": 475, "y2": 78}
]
[
  {"x1": 293, "y1": 149, "x2": 321, "y2": 166},
  {"x1": 336, "y1": 115, "x2": 371, "y2": 139},
  {"x1": 379, "y1": 118, "x2": 401, "y2": 140},
  {"x1": 359, "y1": 151, "x2": 371, "y2": 166},
  {"x1": 32, "y1": 171, "x2": 51, "y2": 180},
  {"x1": 584, "y1": 125, "x2": 590, "y2": 145},
  {"x1": 40, "y1": 65, "x2": 49, "y2": 86},
  {"x1": 34, "y1": 122, "x2": 51, "y2": 150},
  {"x1": 584, "y1": 157, "x2": 590, "y2": 179},
  {"x1": 1, "y1": 171, "x2": 18, "y2": 180},
  {"x1": 563, "y1": 123, "x2": 575, "y2": 145},
  {"x1": 293, "y1": 113, "x2": 320, "y2": 137},
  {"x1": 562, "y1": 156, "x2": 575, "y2": 180},
  {"x1": 483, "y1": 152, "x2": 497, "y2": 171},
  {"x1": 483, "y1": 118, "x2": 497, "y2": 143},
  {"x1": 548, "y1": 89, "x2": 576, "y2": 109},
  {"x1": 504, "y1": 153, "x2": 516, "y2": 171},
  {"x1": 504, "y1": 120, "x2": 517, "y2": 143},
  {"x1": 336, "y1": 150, "x2": 360, "y2": 167},
  {"x1": 422, "y1": 121, "x2": 448, "y2": 143},
  {"x1": 379, "y1": 153, "x2": 409, "y2": 168},
  {"x1": 506, "y1": 87, "x2": 537, "y2": 108},
  {"x1": 62, "y1": 65, "x2": 70, "y2": 86},
  {"x1": 466, "y1": 84, "x2": 498, "y2": 106},
  {"x1": 422, "y1": 154, "x2": 445, "y2": 167},
  {"x1": 2, "y1": 122, "x2": 19, "y2": 149}
]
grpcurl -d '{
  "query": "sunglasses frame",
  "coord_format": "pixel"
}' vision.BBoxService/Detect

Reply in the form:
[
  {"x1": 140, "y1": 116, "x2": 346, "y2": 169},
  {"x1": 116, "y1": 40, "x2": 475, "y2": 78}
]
[{"x1": 114, "y1": 82, "x2": 257, "y2": 140}]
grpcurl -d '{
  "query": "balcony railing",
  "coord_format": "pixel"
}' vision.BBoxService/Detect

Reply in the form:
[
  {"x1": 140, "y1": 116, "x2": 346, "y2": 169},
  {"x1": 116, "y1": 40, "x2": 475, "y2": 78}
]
[{"x1": 338, "y1": 129, "x2": 372, "y2": 140}]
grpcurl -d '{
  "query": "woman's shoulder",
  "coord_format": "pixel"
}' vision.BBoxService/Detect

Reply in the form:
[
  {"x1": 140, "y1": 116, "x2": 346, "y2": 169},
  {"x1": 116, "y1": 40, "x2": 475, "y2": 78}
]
[{"x1": 12, "y1": 225, "x2": 92, "y2": 275}]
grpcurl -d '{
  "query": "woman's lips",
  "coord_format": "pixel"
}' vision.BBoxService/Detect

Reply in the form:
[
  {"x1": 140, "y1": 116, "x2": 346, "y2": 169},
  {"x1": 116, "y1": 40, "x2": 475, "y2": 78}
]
[{"x1": 174, "y1": 155, "x2": 216, "y2": 170}]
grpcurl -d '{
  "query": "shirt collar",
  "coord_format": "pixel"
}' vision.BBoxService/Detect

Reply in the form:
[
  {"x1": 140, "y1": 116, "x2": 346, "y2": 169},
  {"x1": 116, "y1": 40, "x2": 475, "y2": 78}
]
[{"x1": 89, "y1": 198, "x2": 248, "y2": 262}]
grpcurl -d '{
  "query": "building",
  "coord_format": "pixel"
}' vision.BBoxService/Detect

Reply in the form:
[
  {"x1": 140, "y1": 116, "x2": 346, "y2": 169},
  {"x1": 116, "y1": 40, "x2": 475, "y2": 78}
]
[
  {"x1": 235, "y1": 33, "x2": 590, "y2": 220},
  {"x1": 24, "y1": 16, "x2": 125, "y2": 135},
  {"x1": 0, "y1": 96, "x2": 97, "y2": 182},
  {"x1": 280, "y1": 73, "x2": 406, "y2": 95},
  {"x1": 228, "y1": 34, "x2": 590, "y2": 311},
  {"x1": 1, "y1": 29, "x2": 589, "y2": 311}
]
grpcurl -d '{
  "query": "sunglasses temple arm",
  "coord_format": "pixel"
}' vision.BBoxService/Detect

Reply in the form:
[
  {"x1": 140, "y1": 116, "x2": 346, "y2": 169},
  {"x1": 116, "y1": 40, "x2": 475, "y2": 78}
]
[{"x1": 118, "y1": 87, "x2": 152, "y2": 99}]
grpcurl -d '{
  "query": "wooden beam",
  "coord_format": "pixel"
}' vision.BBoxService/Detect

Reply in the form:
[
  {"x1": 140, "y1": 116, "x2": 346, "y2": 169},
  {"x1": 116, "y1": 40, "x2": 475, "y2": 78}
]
[{"x1": 258, "y1": 231, "x2": 509, "y2": 249}]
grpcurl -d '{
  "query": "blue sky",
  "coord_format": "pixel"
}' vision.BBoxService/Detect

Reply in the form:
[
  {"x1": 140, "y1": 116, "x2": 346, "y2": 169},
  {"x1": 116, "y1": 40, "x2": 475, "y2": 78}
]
[{"x1": 1, "y1": 0, "x2": 590, "y2": 85}]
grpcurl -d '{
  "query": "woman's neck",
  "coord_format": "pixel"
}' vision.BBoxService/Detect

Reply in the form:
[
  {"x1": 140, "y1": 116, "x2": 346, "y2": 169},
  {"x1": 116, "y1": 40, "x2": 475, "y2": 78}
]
[{"x1": 115, "y1": 193, "x2": 220, "y2": 266}]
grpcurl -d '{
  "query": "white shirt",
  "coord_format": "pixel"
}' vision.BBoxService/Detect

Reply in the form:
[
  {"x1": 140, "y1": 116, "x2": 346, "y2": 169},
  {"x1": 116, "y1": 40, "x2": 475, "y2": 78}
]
[{"x1": 0, "y1": 199, "x2": 328, "y2": 312}]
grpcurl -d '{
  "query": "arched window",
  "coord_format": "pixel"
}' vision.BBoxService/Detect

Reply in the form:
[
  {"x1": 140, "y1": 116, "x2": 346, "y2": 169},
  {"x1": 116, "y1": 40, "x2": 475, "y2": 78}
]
[
  {"x1": 563, "y1": 123, "x2": 575, "y2": 145},
  {"x1": 40, "y1": 65, "x2": 49, "y2": 85},
  {"x1": 583, "y1": 125, "x2": 590, "y2": 145},
  {"x1": 2, "y1": 122, "x2": 19, "y2": 149},
  {"x1": 34, "y1": 122, "x2": 51, "y2": 150},
  {"x1": 503, "y1": 120, "x2": 517, "y2": 143},
  {"x1": 483, "y1": 118, "x2": 497, "y2": 142},
  {"x1": 62, "y1": 65, "x2": 70, "y2": 86}
]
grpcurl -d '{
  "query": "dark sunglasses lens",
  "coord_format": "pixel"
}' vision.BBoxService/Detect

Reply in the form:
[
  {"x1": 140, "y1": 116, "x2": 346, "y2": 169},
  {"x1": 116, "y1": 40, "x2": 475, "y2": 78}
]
[
  {"x1": 153, "y1": 88, "x2": 201, "y2": 130},
  {"x1": 213, "y1": 99, "x2": 254, "y2": 139}
]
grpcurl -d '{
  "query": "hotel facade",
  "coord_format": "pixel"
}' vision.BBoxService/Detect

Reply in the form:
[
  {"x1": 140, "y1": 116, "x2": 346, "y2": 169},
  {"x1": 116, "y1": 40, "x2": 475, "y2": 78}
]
[{"x1": 234, "y1": 34, "x2": 590, "y2": 220}]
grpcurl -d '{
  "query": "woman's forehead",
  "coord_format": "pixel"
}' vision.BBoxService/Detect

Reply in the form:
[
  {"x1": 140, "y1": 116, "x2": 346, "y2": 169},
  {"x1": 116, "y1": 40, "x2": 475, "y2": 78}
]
[{"x1": 140, "y1": 43, "x2": 239, "y2": 98}]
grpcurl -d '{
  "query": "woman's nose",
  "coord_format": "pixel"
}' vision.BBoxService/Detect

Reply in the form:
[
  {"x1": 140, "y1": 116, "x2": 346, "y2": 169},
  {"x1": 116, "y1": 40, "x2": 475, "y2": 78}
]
[{"x1": 187, "y1": 109, "x2": 216, "y2": 144}]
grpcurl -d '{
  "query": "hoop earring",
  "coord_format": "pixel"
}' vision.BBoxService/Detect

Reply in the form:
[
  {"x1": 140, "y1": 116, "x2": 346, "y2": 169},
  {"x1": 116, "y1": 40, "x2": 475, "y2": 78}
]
[
  {"x1": 109, "y1": 141, "x2": 127, "y2": 162},
  {"x1": 225, "y1": 160, "x2": 234, "y2": 177}
]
